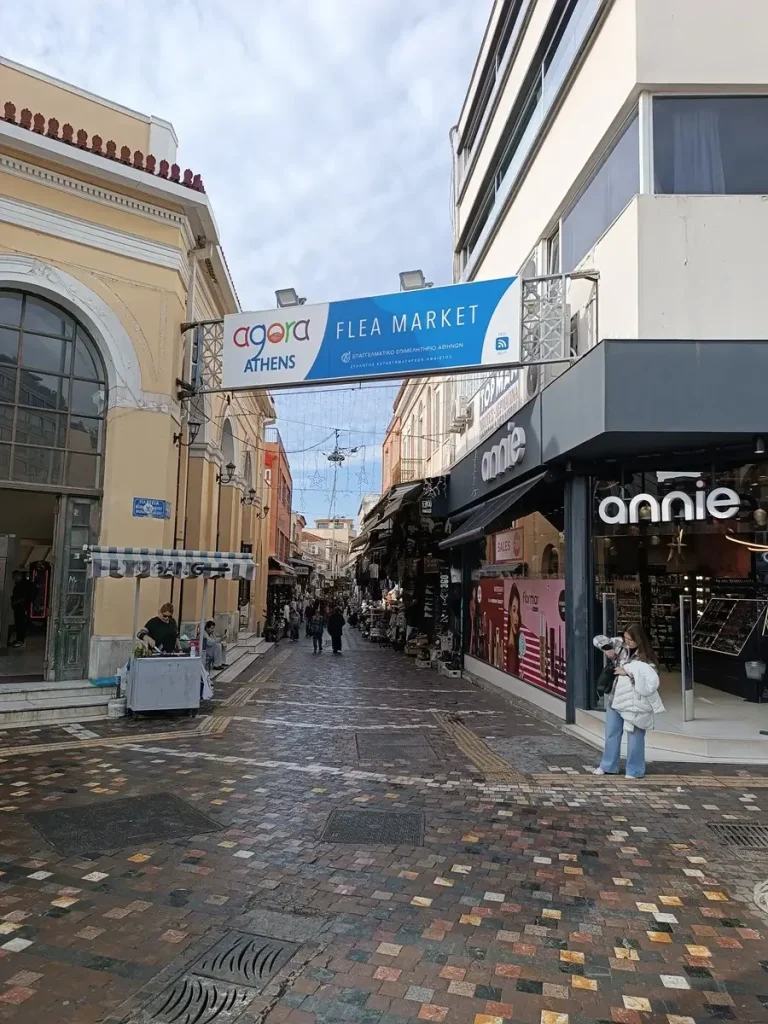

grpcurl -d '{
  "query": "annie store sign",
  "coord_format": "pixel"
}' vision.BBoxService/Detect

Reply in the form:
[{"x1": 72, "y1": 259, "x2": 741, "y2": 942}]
[
  {"x1": 598, "y1": 482, "x2": 741, "y2": 525},
  {"x1": 481, "y1": 422, "x2": 526, "y2": 482}
]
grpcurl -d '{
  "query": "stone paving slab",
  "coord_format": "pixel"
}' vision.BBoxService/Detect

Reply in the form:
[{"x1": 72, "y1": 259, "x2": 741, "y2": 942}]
[{"x1": 0, "y1": 634, "x2": 761, "y2": 1021}]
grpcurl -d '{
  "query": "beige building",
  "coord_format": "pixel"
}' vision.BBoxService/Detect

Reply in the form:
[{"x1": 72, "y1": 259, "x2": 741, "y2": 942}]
[{"x1": 0, "y1": 56, "x2": 274, "y2": 685}]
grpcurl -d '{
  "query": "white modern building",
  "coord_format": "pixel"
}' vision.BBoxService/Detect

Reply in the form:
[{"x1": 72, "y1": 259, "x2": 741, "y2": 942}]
[
  {"x1": 386, "y1": 0, "x2": 768, "y2": 763},
  {"x1": 391, "y1": 0, "x2": 768, "y2": 479}
]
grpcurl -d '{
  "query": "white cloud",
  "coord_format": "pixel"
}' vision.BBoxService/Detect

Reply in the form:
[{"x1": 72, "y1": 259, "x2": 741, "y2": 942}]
[
  {"x1": 2, "y1": 0, "x2": 490, "y2": 306},
  {"x1": 2, "y1": 0, "x2": 491, "y2": 519}
]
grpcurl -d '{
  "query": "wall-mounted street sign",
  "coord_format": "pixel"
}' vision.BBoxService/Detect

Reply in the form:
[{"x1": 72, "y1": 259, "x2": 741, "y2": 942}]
[
  {"x1": 132, "y1": 498, "x2": 171, "y2": 520},
  {"x1": 222, "y1": 277, "x2": 519, "y2": 390}
]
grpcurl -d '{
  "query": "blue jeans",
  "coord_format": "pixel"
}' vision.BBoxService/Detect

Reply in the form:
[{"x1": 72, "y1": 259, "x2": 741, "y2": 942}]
[{"x1": 600, "y1": 705, "x2": 646, "y2": 778}]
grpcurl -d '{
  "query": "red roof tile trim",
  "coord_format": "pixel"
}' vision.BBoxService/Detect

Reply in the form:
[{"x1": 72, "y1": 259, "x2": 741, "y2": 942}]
[{"x1": 2, "y1": 101, "x2": 205, "y2": 193}]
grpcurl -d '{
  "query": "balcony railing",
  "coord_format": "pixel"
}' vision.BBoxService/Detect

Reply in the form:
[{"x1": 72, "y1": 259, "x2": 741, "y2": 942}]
[
  {"x1": 391, "y1": 458, "x2": 425, "y2": 485},
  {"x1": 265, "y1": 425, "x2": 283, "y2": 446}
]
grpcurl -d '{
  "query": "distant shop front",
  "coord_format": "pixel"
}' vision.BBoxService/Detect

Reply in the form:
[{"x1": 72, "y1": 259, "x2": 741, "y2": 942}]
[{"x1": 445, "y1": 340, "x2": 768, "y2": 751}]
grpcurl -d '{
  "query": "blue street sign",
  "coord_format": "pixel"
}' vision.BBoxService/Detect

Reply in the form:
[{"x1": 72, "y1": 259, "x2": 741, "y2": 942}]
[
  {"x1": 132, "y1": 498, "x2": 170, "y2": 520},
  {"x1": 222, "y1": 276, "x2": 520, "y2": 390}
]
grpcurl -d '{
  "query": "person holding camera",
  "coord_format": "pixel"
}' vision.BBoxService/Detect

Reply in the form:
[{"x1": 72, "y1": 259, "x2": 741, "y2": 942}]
[{"x1": 592, "y1": 623, "x2": 664, "y2": 779}]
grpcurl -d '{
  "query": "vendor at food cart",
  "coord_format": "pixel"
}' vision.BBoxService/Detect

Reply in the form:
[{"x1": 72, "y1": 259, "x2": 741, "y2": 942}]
[{"x1": 137, "y1": 602, "x2": 180, "y2": 653}]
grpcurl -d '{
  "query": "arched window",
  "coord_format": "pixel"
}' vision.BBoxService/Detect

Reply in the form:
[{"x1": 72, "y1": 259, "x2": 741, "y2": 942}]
[
  {"x1": 0, "y1": 290, "x2": 107, "y2": 490},
  {"x1": 542, "y1": 544, "x2": 560, "y2": 576}
]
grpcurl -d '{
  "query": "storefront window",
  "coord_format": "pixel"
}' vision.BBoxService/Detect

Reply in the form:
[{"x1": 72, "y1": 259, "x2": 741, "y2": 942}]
[
  {"x1": 592, "y1": 464, "x2": 768, "y2": 704},
  {"x1": 467, "y1": 488, "x2": 567, "y2": 699}
]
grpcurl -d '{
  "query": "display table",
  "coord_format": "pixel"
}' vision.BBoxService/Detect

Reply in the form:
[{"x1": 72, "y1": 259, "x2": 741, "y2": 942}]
[{"x1": 126, "y1": 655, "x2": 202, "y2": 713}]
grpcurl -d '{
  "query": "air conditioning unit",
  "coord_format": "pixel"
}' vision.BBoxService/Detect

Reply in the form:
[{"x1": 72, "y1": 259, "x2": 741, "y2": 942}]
[
  {"x1": 463, "y1": 400, "x2": 475, "y2": 427},
  {"x1": 449, "y1": 399, "x2": 468, "y2": 434}
]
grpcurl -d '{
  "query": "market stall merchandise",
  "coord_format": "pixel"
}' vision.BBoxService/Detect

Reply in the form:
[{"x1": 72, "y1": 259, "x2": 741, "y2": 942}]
[{"x1": 87, "y1": 546, "x2": 257, "y2": 714}]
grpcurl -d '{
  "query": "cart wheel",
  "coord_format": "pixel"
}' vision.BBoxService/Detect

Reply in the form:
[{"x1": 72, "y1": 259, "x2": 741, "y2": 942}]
[{"x1": 186, "y1": 709, "x2": 198, "y2": 718}]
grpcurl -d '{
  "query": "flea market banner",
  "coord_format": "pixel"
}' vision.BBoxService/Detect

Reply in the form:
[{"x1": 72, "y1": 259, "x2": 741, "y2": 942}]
[{"x1": 222, "y1": 277, "x2": 519, "y2": 390}]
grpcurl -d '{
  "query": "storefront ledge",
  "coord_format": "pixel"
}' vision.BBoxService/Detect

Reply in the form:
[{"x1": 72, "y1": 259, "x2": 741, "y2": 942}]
[
  {"x1": 464, "y1": 656, "x2": 566, "y2": 722},
  {"x1": 571, "y1": 709, "x2": 768, "y2": 764},
  {"x1": 89, "y1": 636, "x2": 133, "y2": 680}
]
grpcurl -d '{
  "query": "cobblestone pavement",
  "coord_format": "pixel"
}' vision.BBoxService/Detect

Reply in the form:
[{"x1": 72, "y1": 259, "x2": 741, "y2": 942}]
[{"x1": 0, "y1": 632, "x2": 764, "y2": 1022}]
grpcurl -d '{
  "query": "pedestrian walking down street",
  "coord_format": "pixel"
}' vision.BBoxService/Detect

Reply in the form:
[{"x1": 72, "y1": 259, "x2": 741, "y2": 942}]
[
  {"x1": 288, "y1": 607, "x2": 300, "y2": 643},
  {"x1": 592, "y1": 622, "x2": 664, "y2": 779},
  {"x1": 308, "y1": 607, "x2": 325, "y2": 653},
  {"x1": 327, "y1": 606, "x2": 345, "y2": 655}
]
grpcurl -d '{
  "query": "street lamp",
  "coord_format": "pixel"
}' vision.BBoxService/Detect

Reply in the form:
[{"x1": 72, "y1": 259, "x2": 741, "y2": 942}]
[
  {"x1": 275, "y1": 287, "x2": 306, "y2": 308},
  {"x1": 255, "y1": 504, "x2": 270, "y2": 520},
  {"x1": 217, "y1": 461, "x2": 236, "y2": 484},
  {"x1": 241, "y1": 488, "x2": 259, "y2": 507},
  {"x1": 399, "y1": 269, "x2": 433, "y2": 292},
  {"x1": 173, "y1": 420, "x2": 202, "y2": 447}
]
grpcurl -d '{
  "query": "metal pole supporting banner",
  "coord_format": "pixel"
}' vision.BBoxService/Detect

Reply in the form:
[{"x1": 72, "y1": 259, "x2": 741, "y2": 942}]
[
  {"x1": 679, "y1": 594, "x2": 695, "y2": 722},
  {"x1": 131, "y1": 577, "x2": 142, "y2": 648},
  {"x1": 199, "y1": 576, "x2": 209, "y2": 664}
]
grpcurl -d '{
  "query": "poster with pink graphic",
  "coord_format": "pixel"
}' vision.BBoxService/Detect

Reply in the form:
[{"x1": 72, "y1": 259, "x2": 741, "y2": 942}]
[
  {"x1": 468, "y1": 579, "x2": 506, "y2": 670},
  {"x1": 504, "y1": 578, "x2": 566, "y2": 697},
  {"x1": 470, "y1": 577, "x2": 566, "y2": 699}
]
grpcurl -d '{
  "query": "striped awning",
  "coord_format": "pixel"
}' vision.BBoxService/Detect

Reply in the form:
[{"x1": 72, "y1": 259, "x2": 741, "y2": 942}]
[{"x1": 86, "y1": 546, "x2": 258, "y2": 581}]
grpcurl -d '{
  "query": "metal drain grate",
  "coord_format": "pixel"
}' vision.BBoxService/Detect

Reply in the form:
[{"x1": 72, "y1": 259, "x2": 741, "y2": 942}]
[
  {"x1": 707, "y1": 822, "x2": 768, "y2": 849},
  {"x1": 137, "y1": 976, "x2": 252, "y2": 1024},
  {"x1": 322, "y1": 808, "x2": 424, "y2": 845},
  {"x1": 194, "y1": 931, "x2": 298, "y2": 986},
  {"x1": 28, "y1": 793, "x2": 222, "y2": 856},
  {"x1": 355, "y1": 731, "x2": 437, "y2": 760}
]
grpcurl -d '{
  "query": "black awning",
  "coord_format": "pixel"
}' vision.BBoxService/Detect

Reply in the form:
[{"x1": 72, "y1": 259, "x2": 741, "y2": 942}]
[
  {"x1": 439, "y1": 471, "x2": 548, "y2": 549},
  {"x1": 379, "y1": 482, "x2": 422, "y2": 522}
]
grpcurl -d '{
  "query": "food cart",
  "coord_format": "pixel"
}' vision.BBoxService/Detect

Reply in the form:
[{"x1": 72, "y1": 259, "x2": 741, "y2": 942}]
[{"x1": 86, "y1": 546, "x2": 257, "y2": 714}]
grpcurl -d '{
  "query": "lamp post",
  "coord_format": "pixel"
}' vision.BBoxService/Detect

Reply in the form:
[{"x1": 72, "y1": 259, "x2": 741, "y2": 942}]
[{"x1": 173, "y1": 420, "x2": 202, "y2": 448}]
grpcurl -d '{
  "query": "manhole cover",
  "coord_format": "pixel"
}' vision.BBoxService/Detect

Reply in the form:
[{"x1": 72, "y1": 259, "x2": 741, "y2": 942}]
[
  {"x1": 708, "y1": 822, "x2": 768, "y2": 849},
  {"x1": 27, "y1": 793, "x2": 222, "y2": 856},
  {"x1": 355, "y1": 732, "x2": 437, "y2": 760},
  {"x1": 194, "y1": 931, "x2": 297, "y2": 986},
  {"x1": 135, "y1": 976, "x2": 252, "y2": 1024},
  {"x1": 321, "y1": 809, "x2": 424, "y2": 845}
]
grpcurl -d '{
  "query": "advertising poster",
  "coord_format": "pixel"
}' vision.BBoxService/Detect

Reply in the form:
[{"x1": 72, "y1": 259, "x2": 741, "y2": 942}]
[
  {"x1": 469, "y1": 577, "x2": 566, "y2": 698},
  {"x1": 468, "y1": 579, "x2": 506, "y2": 669},
  {"x1": 222, "y1": 277, "x2": 520, "y2": 390}
]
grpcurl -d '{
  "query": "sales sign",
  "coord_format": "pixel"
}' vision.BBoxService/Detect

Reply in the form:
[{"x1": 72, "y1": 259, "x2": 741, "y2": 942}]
[
  {"x1": 495, "y1": 528, "x2": 524, "y2": 563},
  {"x1": 222, "y1": 277, "x2": 520, "y2": 390}
]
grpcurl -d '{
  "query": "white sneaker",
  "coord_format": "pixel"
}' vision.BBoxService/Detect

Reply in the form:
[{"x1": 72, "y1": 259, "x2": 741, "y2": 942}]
[{"x1": 593, "y1": 767, "x2": 617, "y2": 775}]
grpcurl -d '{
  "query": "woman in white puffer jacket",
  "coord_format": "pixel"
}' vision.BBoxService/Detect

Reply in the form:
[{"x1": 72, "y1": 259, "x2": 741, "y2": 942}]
[{"x1": 592, "y1": 623, "x2": 665, "y2": 779}]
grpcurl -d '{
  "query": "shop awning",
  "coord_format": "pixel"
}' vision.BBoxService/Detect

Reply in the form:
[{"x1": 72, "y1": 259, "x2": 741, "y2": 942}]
[
  {"x1": 379, "y1": 482, "x2": 422, "y2": 523},
  {"x1": 86, "y1": 546, "x2": 257, "y2": 580},
  {"x1": 439, "y1": 472, "x2": 548, "y2": 549},
  {"x1": 268, "y1": 556, "x2": 297, "y2": 577}
]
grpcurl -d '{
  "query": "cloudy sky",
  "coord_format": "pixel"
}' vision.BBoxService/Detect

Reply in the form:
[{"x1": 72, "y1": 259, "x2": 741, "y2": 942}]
[{"x1": 3, "y1": 0, "x2": 491, "y2": 521}]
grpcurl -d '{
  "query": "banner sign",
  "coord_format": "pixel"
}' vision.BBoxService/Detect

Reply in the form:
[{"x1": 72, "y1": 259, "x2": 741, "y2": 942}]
[
  {"x1": 478, "y1": 368, "x2": 522, "y2": 440},
  {"x1": 222, "y1": 277, "x2": 519, "y2": 390}
]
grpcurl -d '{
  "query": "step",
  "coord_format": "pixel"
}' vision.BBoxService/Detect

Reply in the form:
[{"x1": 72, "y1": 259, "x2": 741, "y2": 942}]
[
  {"x1": 0, "y1": 681, "x2": 113, "y2": 705},
  {"x1": 0, "y1": 681, "x2": 117, "y2": 730},
  {"x1": 570, "y1": 709, "x2": 768, "y2": 764},
  {"x1": 213, "y1": 641, "x2": 273, "y2": 684}
]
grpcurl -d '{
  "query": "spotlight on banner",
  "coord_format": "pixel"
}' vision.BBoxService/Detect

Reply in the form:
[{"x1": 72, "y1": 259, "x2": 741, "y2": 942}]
[
  {"x1": 398, "y1": 269, "x2": 433, "y2": 292},
  {"x1": 275, "y1": 287, "x2": 306, "y2": 307}
]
